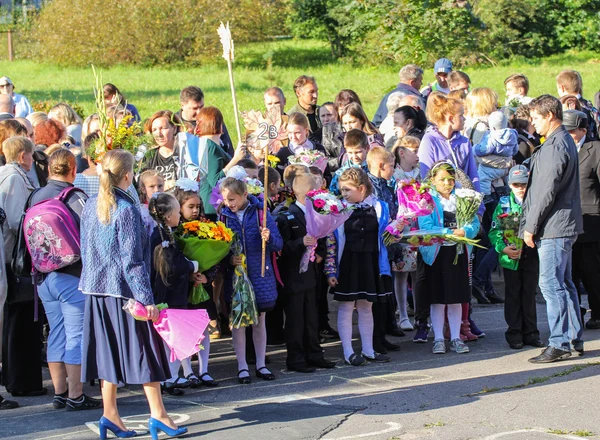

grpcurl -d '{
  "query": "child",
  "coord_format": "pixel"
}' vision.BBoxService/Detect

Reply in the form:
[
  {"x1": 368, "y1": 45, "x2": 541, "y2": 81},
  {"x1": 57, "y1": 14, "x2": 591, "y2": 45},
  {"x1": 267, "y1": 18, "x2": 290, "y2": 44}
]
[
  {"x1": 238, "y1": 158, "x2": 259, "y2": 179},
  {"x1": 325, "y1": 167, "x2": 392, "y2": 366},
  {"x1": 276, "y1": 173, "x2": 336, "y2": 372},
  {"x1": 172, "y1": 178, "x2": 221, "y2": 386},
  {"x1": 488, "y1": 165, "x2": 541, "y2": 349},
  {"x1": 258, "y1": 166, "x2": 281, "y2": 213},
  {"x1": 138, "y1": 169, "x2": 164, "y2": 238},
  {"x1": 417, "y1": 162, "x2": 480, "y2": 354},
  {"x1": 391, "y1": 137, "x2": 421, "y2": 332},
  {"x1": 148, "y1": 192, "x2": 207, "y2": 395},
  {"x1": 392, "y1": 136, "x2": 421, "y2": 182},
  {"x1": 504, "y1": 73, "x2": 533, "y2": 107},
  {"x1": 273, "y1": 163, "x2": 310, "y2": 215},
  {"x1": 220, "y1": 177, "x2": 283, "y2": 383},
  {"x1": 473, "y1": 111, "x2": 518, "y2": 198},
  {"x1": 276, "y1": 112, "x2": 328, "y2": 176},
  {"x1": 330, "y1": 129, "x2": 369, "y2": 195},
  {"x1": 366, "y1": 147, "x2": 404, "y2": 352}
]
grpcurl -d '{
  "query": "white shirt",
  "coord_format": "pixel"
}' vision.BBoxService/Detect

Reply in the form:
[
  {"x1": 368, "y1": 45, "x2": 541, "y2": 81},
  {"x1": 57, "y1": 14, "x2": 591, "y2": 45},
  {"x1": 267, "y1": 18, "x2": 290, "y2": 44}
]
[
  {"x1": 295, "y1": 200, "x2": 307, "y2": 214},
  {"x1": 13, "y1": 93, "x2": 33, "y2": 118},
  {"x1": 576, "y1": 136, "x2": 585, "y2": 153},
  {"x1": 235, "y1": 206, "x2": 248, "y2": 224}
]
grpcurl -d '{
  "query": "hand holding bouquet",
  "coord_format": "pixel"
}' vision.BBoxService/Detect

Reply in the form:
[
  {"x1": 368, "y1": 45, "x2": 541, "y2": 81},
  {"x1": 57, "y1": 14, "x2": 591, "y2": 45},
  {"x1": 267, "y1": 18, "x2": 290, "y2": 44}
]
[
  {"x1": 175, "y1": 220, "x2": 233, "y2": 304},
  {"x1": 495, "y1": 211, "x2": 523, "y2": 251},
  {"x1": 453, "y1": 188, "x2": 484, "y2": 263},
  {"x1": 383, "y1": 179, "x2": 434, "y2": 245},
  {"x1": 230, "y1": 237, "x2": 259, "y2": 328},
  {"x1": 288, "y1": 150, "x2": 328, "y2": 173},
  {"x1": 300, "y1": 189, "x2": 354, "y2": 273}
]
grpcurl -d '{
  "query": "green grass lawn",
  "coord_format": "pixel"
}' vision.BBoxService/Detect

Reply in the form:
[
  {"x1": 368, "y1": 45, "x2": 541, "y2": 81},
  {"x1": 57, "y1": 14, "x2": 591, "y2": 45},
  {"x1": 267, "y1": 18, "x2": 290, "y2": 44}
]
[{"x1": 0, "y1": 39, "x2": 598, "y2": 141}]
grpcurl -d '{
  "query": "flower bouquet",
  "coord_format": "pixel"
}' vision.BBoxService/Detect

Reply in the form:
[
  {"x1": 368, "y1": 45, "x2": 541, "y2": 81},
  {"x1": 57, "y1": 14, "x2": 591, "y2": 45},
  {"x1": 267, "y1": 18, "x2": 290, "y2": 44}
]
[
  {"x1": 453, "y1": 188, "x2": 484, "y2": 263},
  {"x1": 494, "y1": 211, "x2": 523, "y2": 250},
  {"x1": 230, "y1": 237, "x2": 259, "y2": 329},
  {"x1": 122, "y1": 299, "x2": 209, "y2": 362},
  {"x1": 174, "y1": 219, "x2": 233, "y2": 304},
  {"x1": 210, "y1": 166, "x2": 264, "y2": 211},
  {"x1": 397, "y1": 228, "x2": 486, "y2": 250},
  {"x1": 288, "y1": 150, "x2": 328, "y2": 173},
  {"x1": 300, "y1": 189, "x2": 354, "y2": 273},
  {"x1": 383, "y1": 180, "x2": 435, "y2": 246}
]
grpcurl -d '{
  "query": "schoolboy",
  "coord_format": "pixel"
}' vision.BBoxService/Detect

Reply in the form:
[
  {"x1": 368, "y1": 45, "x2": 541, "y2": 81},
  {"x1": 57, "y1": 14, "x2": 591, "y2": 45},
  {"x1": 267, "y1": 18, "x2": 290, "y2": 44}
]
[
  {"x1": 330, "y1": 129, "x2": 369, "y2": 195},
  {"x1": 276, "y1": 173, "x2": 336, "y2": 372},
  {"x1": 488, "y1": 165, "x2": 542, "y2": 349}
]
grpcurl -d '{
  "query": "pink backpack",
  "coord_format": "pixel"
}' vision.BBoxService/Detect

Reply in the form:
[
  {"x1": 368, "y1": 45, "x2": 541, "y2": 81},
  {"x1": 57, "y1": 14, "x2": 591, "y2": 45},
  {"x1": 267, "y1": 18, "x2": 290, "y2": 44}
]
[{"x1": 24, "y1": 187, "x2": 84, "y2": 273}]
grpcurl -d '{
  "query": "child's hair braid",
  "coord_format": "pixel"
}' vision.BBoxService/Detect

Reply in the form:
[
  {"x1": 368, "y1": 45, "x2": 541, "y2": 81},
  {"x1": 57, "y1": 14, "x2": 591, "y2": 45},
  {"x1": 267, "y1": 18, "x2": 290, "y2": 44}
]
[{"x1": 148, "y1": 192, "x2": 178, "y2": 284}]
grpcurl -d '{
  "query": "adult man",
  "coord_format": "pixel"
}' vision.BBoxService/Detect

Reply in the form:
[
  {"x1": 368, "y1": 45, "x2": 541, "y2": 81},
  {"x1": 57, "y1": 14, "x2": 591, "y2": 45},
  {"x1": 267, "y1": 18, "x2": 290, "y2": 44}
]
[
  {"x1": 0, "y1": 77, "x2": 32, "y2": 118},
  {"x1": 373, "y1": 64, "x2": 424, "y2": 126},
  {"x1": 563, "y1": 110, "x2": 600, "y2": 330},
  {"x1": 504, "y1": 73, "x2": 533, "y2": 107},
  {"x1": 447, "y1": 71, "x2": 471, "y2": 93},
  {"x1": 0, "y1": 94, "x2": 15, "y2": 121},
  {"x1": 175, "y1": 86, "x2": 234, "y2": 156},
  {"x1": 420, "y1": 58, "x2": 452, "y2": 100},
  {"x1": 521, "y1": 95, "x2": 584, "y2": 364},
  {"x1": 30, "y1": 149, "x2": 102, "y2": 410},
  {"x1": 288, "y1": 76, "x2": 320, "y2": 134},
  {"x1": 264, "y1": 87, "x2": 286, "y2": 116},
  {"x1": 556, "y1": 70, "x2": 598, "y2": 140}
]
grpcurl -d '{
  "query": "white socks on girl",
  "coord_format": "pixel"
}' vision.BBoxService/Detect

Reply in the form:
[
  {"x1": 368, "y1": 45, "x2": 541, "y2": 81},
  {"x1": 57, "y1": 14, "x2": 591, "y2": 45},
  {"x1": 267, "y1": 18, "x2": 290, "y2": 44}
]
[{"x1": 338, "y1": 300, "x2": 375, "y2": 361}]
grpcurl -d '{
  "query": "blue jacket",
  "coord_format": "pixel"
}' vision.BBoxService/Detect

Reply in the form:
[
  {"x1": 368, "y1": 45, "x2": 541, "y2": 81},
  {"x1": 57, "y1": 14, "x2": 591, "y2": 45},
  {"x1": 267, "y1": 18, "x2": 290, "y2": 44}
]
[
  {"x1": 418, "y1": 190, "x2": 480, "y2": 266},
  {"x1": 474, "y1": 128, "x2": 519, "y2": 157},
  {"x1": 79, "y1": 188, "x2": 155, "y2": 305},
  {"x1": 325, "y1": 195, "x2": 391, "y2": 278},
  {"x1": 222, "y1": 195, "x2": 283, "y2": 310},
  {"x1": 368, "y1": 172, "x2": 398, "y2": 220}
]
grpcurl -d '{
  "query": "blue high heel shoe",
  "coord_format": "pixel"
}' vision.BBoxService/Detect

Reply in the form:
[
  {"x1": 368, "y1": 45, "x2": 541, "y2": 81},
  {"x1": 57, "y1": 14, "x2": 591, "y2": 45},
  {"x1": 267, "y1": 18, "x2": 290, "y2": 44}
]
[
  {"x1": 98, "y1": 416, "x2": 137, "y2": 439},
  {"x1": 148, "y1": 417, "x2": 188, "y2": 440}
]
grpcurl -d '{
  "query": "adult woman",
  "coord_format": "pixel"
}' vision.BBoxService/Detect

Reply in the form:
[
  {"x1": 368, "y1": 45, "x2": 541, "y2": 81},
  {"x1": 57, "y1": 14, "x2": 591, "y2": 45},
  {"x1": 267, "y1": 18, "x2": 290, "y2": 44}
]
[
  {"x1": 0, "y1": 136, "x2": 45, "y2": 397},
  {"x1": 34, "y1": 118, "x2": 67, "y2": 149},
  {"x1": 385, "y1": 105, "x2": 426, "y2": 149},
  {"x1": 195, "y1": 106, "x2": 244, "y2": 220},
  {"x1": 340, "y1": 103, "x2": 384, "y2": 148},
  {"x1": 103, "y1": 83, "x2": 141, "y2": 122},
  {"x1": 26, "y1": 111, "x2": 48, "y2": 128},
  {"x1": 334, "y1": 90, "x2": 363, "y2": 119},
  {"x1": 80, "y1": 149, "x2": 186, "y2": 439},
  {"x1": 48, "y1": 103, "x2": 83, "y2": 146},
  {"x1": 82, "y1": 114, "x2": 101, "y2": 141},
  {"x1": 30, "y1": 149, "x2": 101, "y2": 410},
  {"x1": 142, "y1": 110, "x2": 184, "y2": 191}
]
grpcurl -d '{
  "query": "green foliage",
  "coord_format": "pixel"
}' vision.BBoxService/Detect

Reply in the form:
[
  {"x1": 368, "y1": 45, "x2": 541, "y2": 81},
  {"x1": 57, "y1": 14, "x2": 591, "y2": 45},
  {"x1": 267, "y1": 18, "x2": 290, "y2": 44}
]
[
  {"x1": 25, "y1": 0, "x2": 290, "y2": 67},
  {"x1": 31, "y1": 100, "x2": 86, "y2": 119}
]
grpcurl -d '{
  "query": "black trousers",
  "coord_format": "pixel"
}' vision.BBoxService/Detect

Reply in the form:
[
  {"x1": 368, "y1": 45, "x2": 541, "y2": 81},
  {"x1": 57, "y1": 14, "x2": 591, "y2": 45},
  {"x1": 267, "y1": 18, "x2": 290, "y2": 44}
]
[
  {"x1": 265, "y1": 294, "x2": 285, "y2": 345},
  {"x1": 2, "y1": 300, "x2": 43, "y2": 392},
  {"x1": 503, "y1": 249, "x2": 540, "y2": 344},
  {"x1": 572, "y1": 241, "x2": 600, "y2": 320},
  {"x1": 414, "y1": 255, "x2": 430, "y2": 324},
  {"x1": 316, "y1": 265, "x2": 331, "y2": 331},
  {"x1": 283, "y1": 288, "x2": 323, "y2": 367}
]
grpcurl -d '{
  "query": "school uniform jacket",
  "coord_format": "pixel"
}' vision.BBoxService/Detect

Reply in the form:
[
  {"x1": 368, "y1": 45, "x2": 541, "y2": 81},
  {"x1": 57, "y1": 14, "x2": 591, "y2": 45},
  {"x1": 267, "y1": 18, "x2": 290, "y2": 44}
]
[
  {"x1": 577, "y1": 136, "x2": 600, "y2": 242},
  {"x1": 276, "y1": 203, "x2": 325, "y2": 294}
]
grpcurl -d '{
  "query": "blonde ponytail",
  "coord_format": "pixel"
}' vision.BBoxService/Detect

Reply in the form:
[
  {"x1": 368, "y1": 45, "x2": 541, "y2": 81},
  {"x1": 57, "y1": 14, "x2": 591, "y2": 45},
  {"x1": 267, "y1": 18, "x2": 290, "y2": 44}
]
[{"x1": 97, "y1": 149, "x2": 135, "y2": 224}]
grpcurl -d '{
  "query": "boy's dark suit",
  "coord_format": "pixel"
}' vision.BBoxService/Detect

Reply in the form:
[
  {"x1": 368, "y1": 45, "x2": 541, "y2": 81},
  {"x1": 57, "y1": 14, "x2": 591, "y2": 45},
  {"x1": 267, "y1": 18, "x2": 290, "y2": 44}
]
[{"x1": 276, "y1": 202, "x2": 328, "y2": 369}]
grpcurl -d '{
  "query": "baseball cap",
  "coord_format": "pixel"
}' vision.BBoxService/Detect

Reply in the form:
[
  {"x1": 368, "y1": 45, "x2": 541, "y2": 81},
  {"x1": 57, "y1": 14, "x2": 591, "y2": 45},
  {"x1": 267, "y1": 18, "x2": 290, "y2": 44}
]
[
  {"x1": 563, "y1": 110, "x2": 587, "y2": 131},
  {"x1": 508, "y1": 165, "x2": 529, "y2": 185},
  {"x1": 434, "y1": 58, "x2": 452, "y2": 74},
  {"x1": 0, "y1": 77, "x2": 13, "y2": 86}
]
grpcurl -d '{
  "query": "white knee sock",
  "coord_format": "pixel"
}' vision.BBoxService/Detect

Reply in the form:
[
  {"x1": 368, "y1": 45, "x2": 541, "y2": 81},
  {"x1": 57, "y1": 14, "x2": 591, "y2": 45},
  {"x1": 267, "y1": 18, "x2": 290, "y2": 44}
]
[
  {"x1": 181, "y1": 357, "x2": 194, "y2": 378},
  {"x1": 253, "y1": 313, "x2": 269, "y2": 373},
  {"x1": 337, "y1": 301, "x2": 356, "y2": 361},
  {"x1": 232, "y1": 326, "x2": 249, "y2": 377},
  {"x1": 430, "y1": 304, "x2": 446, "y2": 340},
  {"x1": 356, "y1": 300, "x2": 374, "y2": 357},
  {"x1": 447, "y1": 303, "x2": 462, "y2": 341},
  {"x1": 199, "y1": 327, "x2": 211, "y2": 376},
  {"x1": 394, "y1": 271, "x2": 410, "y2": 322}
]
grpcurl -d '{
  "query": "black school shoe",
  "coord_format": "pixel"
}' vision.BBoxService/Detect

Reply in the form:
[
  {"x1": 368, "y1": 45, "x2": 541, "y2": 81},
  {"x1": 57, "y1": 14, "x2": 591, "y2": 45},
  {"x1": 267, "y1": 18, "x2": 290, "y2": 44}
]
[
  {"x1": 307, "y1": 358, "x2": 336, "y2": 369},
  {"x1": 471, "y1": 284, "x2": 491, "y2": 304},
  {"x1": 528, "y1": 346, "x2": 571, "y2": 364},
  {"x1": 362, "y1": 352, "x2": 390, "y2": 363},
  {"x1": 66, "y1": 394, "x2": 103, "y2": 411},
  {"x1": 0, "y1": 396, "x2": 18, "y2": 410},
  {"x1": 53, "y1": 391, "x2": 68, "y2": 409}
]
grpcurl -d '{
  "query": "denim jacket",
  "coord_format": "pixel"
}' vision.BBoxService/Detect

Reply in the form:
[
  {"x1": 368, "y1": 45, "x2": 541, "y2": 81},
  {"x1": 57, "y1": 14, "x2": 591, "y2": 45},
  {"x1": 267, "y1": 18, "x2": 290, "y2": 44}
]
[{"x1": 79, "y1": 187, "x2": 154, "y2": 305}]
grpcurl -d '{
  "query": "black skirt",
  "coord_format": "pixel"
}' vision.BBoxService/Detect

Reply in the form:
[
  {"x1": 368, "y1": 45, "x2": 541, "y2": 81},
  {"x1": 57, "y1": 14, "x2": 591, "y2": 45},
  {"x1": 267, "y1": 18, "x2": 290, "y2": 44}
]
[
  {"x1": 333, "y1": 249, "x2": 392, "y2": 303},
  {"x1": 81, "y1": 295, "x2": 171, "y2": 385},
  {"x1": 418, "y1": 246, "x2": 471, "y2": 305}
]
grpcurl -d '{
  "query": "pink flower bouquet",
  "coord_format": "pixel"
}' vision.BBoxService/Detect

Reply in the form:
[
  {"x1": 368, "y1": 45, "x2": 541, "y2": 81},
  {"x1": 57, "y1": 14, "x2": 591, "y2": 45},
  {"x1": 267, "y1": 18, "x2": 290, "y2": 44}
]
[
  {"x1": 299, "y1": 189, "x2": 354, "y2": 273},
  {"x1": 288, "y1": 150, "x2": 328, "y2": 173}
]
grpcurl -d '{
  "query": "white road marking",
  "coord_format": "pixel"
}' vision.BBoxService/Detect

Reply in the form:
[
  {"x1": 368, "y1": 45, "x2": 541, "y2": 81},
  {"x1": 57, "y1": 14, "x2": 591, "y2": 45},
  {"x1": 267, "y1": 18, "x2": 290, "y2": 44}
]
[{"x1": 483, "y1": 428, "x2": 585, "y2": 440}]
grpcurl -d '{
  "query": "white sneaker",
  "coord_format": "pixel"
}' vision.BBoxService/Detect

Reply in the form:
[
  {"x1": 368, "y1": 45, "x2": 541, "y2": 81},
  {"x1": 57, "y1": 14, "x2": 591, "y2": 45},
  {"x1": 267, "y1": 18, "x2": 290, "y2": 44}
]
[
  {"x1": 450, "y1": 338, "x2": 470, "y2": 353},
  {"x1": 398, "y1": 318, "x2": 414, "y2": 331},
  {"x1": 432, "y1": 339, "x2": 446, "y2": 354}
]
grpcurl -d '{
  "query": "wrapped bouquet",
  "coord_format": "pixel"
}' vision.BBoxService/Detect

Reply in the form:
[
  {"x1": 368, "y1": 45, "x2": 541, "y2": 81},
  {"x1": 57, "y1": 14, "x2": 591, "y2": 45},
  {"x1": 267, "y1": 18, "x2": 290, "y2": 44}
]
[
  {"x1": 210, "y1": 166, "x2": 264, "y2": 211},
  {"x1": 398, "y1": 228, "x2": 485, "y2": 250},
  {"x1": 453, "y1": 188, "x2": 484, "y2": 263},
  {"x1": 495, "y1": 211, "x2": 523, "y2": 250},
  {"x1": 230, "y1": 237, "x2": 259, "y2": 328},
  {"x1": 288, "y1": 150, "x2": 328, "y2": 173},
  {"x1": 383, "y1": 179, "x2": 435, "y2": 245},
  {"x1": 299, "y1": 189, "x2": 354, "y2": 273},
  {"x1": 174, "y1": 219, "x2": 233, "y2": 304}
]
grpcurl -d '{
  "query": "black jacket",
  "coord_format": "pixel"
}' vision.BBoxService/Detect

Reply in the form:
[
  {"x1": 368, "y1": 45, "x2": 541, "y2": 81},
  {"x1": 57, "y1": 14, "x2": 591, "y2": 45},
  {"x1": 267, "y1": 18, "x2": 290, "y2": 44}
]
[
  {"x1": 150, "y1": 226, "x2": 195, "y2": 308},
  {"x1": 577, "y1": 136, "x2": 600, "y2": 242},
  {"x1": 276, "y1": 203, "x2": 325, "y2": 294}
]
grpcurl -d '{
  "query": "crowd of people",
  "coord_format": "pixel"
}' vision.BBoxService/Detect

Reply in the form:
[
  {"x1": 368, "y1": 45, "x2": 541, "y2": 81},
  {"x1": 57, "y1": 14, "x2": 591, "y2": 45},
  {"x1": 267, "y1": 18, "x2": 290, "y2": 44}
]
[{"x1": 0, "y1": 60, "x2": 598, "y2": 440}]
